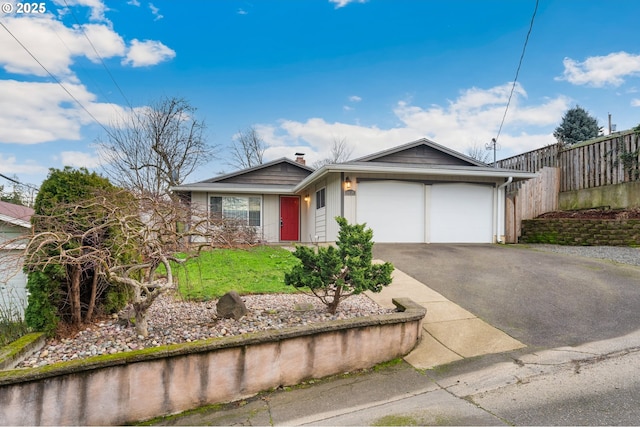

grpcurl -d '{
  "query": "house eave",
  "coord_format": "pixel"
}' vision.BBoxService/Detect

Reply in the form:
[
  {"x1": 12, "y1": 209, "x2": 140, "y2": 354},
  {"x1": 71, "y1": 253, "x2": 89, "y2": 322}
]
[
  {"x1": 2, "y1": 242, "x2": 27, "y2": 250},
  {"x1": 0, "y1": 214, "x2": 31, "y2": 229},
  {"x1": 196, "y1": 158, "x2": 315, "y2": 184},
  {"x1": 293, "y1": 163, "x2": 536, "y2": 192},
  {"x1": 171, "y1": 183, "x2": 297, "y2": 195}
]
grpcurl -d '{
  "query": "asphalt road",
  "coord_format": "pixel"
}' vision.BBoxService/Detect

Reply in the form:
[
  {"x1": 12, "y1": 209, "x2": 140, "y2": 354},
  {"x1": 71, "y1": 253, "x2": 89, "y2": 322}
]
[
  {"x1": 470, "y1": 348, "x2": 640, "y2": 426},
  {"x1": 158, "y1": 335, "x2": 640, "y2": 426},
  {"x1": 158, "y1": 244, "x2": 640, "y2": 426},
  {"x1": 373, "y1": 243, "x2": 640, "y2": 350}
]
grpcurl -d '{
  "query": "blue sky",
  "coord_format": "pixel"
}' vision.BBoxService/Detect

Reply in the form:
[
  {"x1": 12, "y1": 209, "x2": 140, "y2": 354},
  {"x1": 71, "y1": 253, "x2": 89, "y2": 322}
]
[{"x1": 1, "y1": 0, "x2": 640, "y2": 189}]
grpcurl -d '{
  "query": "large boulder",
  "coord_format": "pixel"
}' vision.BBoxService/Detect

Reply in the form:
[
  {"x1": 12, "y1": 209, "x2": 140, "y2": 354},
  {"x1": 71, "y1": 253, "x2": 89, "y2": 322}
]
[{"x1": 216, "y1": 291, "x2": 248, "y2": 320}]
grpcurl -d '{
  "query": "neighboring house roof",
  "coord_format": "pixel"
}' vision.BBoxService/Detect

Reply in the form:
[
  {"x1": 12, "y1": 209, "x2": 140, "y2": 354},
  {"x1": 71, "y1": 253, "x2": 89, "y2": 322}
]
[{"x1": 0, "y1": 201, "x2": 33, "y2": 229}]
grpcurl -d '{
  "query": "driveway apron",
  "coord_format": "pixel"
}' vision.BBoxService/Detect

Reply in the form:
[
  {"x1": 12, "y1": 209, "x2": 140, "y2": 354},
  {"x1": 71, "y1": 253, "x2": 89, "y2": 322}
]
[{"x1": 372, "y1": 244, "x2": 640, "y2": 352}]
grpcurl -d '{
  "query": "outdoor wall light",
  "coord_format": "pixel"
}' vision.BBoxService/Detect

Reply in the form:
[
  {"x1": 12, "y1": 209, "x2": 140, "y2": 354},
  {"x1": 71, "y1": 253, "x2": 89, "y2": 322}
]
[
  {"x1": 304, "y1": 194, "x2": 310, "y2": 202},
  {"x1": 344, "y1": 176, "x2": 352, "y2": 189}
]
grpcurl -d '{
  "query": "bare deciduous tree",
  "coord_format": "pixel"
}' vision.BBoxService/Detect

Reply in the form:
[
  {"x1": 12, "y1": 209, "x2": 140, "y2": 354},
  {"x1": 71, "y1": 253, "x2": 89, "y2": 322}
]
[
  {"x1": 228, "y1": 126, "x2": 266, "y2": 170},
  {"x1": 466, "y1": 143, "x2": 491, "y2": 164},
  {"x1": 312, "y1": 137, "x2": 353, "y2": 168},
  {"x1": 0, "y1": 175, "x2": 37, "y2": 207},
  {"x1": 16, "y1": 192, "x2": 216, "y2": 337},
  {"x1": 98, "y1": 96, "x2": 216, "y2": 198}
]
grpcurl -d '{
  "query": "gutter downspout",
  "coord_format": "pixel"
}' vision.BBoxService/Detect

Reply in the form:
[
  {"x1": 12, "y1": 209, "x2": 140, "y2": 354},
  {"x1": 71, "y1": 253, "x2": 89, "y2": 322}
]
[{"x1": 495, "y1": 177, "x2": 513, "y2": 244}]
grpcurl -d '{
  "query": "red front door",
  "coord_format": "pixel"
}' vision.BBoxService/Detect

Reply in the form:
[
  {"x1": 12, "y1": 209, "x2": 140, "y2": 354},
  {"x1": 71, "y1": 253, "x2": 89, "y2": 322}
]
[{"x1": 280, "y1": 196, "x2": 300, "y2": 241}]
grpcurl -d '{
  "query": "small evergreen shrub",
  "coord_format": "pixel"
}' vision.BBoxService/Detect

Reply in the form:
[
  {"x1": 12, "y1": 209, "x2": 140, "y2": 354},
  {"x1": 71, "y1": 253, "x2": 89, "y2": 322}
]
[
  {"x1": 24, "y1": 269, "x2": 62, "y2": 336},
  {"x1": 285, "y1": 217, "x2": 394, "y2": 314}
]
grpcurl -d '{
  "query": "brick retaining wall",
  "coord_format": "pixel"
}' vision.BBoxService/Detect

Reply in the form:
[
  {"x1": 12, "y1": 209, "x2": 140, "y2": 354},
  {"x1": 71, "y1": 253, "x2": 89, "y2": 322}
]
[{"x1": 520, "y1": 219, "x2": 640, "y2": 246}]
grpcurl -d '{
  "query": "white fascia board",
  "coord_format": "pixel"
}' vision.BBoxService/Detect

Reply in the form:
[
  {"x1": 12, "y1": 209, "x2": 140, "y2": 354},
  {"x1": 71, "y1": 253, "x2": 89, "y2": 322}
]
[
  {"x1": 2, "y1": 243, "x2": 27, "y2": 250},
  {"x1": 293, "y1": 164, "x2": 536, "y2": 192},
  {"x1": 0, "y1": 214, "x2": 31, "y2": 229},
  {"x1": 171, "y1": 184, "x2": 297, "y2": 195}
]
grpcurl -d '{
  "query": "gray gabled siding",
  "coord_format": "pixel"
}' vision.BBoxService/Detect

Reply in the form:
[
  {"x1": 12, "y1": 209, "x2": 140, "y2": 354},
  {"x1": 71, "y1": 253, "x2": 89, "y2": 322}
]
[{"x1": 370, "y1": 145, "x2": 475, "y2": 166}]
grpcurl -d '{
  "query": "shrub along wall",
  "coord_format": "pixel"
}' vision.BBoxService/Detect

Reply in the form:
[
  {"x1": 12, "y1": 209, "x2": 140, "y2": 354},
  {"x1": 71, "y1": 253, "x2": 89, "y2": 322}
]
[
  {"x1": 0, "y1": 298, "x2": 425, "y2": 426},
  {"x1": 520, "y1": 218, "x2": 640, "y2": 246}
]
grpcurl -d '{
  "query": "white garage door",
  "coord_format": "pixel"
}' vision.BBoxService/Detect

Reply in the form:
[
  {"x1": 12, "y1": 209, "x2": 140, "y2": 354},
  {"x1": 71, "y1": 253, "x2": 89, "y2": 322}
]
[
  {"x1": 357, "y1": 181, "x2": 425, "y2": 243},
  {"x1": 430, "y1": 183, "x2": 494, "y2": 243}
]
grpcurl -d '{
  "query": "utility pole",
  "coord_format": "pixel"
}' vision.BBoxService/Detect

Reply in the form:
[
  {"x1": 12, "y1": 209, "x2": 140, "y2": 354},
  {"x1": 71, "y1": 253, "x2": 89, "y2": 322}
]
[
  {"x1": 485, "y1": 138, "x2": 500, "y2": 168},
  {"x1": 608, "y1": 113, "x2": 616, "y2": 135}
]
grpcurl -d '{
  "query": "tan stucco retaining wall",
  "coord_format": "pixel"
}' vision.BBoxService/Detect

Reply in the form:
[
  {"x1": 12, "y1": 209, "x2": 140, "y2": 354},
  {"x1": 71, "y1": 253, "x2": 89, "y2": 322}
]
[{"x1": 0, "y1": 298, "x2": 425, "y2": 426}]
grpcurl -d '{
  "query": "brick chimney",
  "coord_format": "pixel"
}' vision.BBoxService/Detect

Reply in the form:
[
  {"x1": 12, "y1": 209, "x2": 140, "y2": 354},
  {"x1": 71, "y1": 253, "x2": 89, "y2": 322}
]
[{"x1": 295, "y1": 152, "x2": 306, "y2": 165}]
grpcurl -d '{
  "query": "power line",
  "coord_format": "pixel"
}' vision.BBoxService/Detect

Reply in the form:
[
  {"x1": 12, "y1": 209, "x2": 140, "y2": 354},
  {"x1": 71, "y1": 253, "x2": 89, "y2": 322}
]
[
  {"x1": 0, "y1": 19, "x2": 115, "y2": 138},
  {"x1": 0, "y1": 173, "x2": 39, "y2": 191},
  {"x1": 494, "y1": 0, "x2": 539, "y2": 143},
  {"x1": 62, "y1": 0, "x2": 134, "y2": 110},
  {"x1": 48, "y1": 16, "x2": 123, "y2": 118}
]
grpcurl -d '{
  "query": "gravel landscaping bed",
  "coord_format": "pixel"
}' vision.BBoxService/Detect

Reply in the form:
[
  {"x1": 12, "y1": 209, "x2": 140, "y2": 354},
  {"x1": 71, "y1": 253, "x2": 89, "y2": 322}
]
[
  {"x1": 17, "y1": 293, "x2": 392, "y2": 369},
  {"x1": 527, "y1": 244, "x2": 640, "y2": 267}
]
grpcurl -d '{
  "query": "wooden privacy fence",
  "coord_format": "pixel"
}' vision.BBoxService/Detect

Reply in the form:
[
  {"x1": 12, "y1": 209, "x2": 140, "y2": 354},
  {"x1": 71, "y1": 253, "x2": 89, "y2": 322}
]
[
  {"x1": 559, "y1": 131, "x2": 640, "y2": 192},
  {"x1": 505, "y1": 167, "x2": 559, "y2": 243},
  {"x1": 497, "y1": 130, "x2": 640, "y2": 241},
  {"x1": 496, "y1": 144, "x2": 559, "y2": 173},
  {"x1": 496, "y1": 129, "x2": 640, "y2": 193}
]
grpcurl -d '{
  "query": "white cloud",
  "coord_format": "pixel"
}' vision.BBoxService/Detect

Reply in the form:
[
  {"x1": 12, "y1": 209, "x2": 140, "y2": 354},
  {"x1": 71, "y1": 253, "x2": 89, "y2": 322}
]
[
  {"x1": 127, "y1": 0, "x2": 140, "y2": 6},
  {"x1": 148, "y1": 3, "x2": 163, "y2": 20},
  {"x1": 632, "y1": 99, "x2": 640, "y2": 107},
  {"x1": 557, "y1": 52, "x2": 640, "y2": 87},
  {"x1": 0, "y1": 153, "x2": 48, "y2": 176},
  {"x1": 329, "y1": 0, "x2": 368, "y2": 9},
  {"x1": 52, "y1": 0, "x2": 109, "y2": 22},
  {"x1": 343, "y1": 95, "x2": 362, "y2": 112},
  {"x1": 122, "y1": 39, "x2": 176, "y2": 67},
  {"x1": 257, "y1": 83, "x2": 569, "y2": 165},
  {"x1": 237, "y1": 8, "x2": 248, "y2": 15},
  {"x1": 0, "y1": 14, "x2": 125, "y2": 79},
  {"x1": 59, "y1": 151, "x2": 102, "y2": 168},
  {"x1": 0, "y1": 79, "x2": 131, "y2": 144}
]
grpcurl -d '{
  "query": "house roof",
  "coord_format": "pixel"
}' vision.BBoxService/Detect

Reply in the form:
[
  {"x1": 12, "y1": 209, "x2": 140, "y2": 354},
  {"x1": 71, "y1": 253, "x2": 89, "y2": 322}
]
[
  {"x1": 173, "y1": 138, "x2": 537, "y2": 195},
  {"x1": 293, "y1": 139, "x2": 536, "y2": 192},
  {"x1": 293, "y1": 162, "x2": 535, "y2": 193},
  {"x1": 0, "y1": 201, "x2": 33, "y2": 228},
  {"x1": 197, "y1": 157, "x2": 314, "y2": 184},
  {"x1": 173, "y1": 157, "x2": 314, "y2": 193},
  {"x1": 351, "y1": 138, "x2": 487, "y2": 167}
]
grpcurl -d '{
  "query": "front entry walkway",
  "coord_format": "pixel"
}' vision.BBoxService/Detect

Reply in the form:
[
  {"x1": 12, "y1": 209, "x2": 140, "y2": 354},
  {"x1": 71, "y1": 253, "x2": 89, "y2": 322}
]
[{"x1": 366, "y1": 266, "x2": 525, "y2": 369}]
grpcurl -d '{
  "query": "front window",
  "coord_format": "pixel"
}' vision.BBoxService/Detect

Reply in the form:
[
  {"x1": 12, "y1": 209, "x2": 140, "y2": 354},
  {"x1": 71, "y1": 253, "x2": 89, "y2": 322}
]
[
  {"x1": 210, "y1": 196, "x2": 261, "y2": 226},
  {"x1": 316, "y1": 188, "x2": 326, "y2": 209}
]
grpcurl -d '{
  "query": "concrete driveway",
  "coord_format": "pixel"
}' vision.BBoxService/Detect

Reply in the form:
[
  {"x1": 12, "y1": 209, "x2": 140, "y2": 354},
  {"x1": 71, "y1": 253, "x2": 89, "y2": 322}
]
[{"x1": 373, "y1": 244, "x2": 640, "y2": 350}]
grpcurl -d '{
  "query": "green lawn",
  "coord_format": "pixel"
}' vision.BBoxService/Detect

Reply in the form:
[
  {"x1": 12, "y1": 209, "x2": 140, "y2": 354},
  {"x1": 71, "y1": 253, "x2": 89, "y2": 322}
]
[{"x1": 174, "y1": 246, "x2": 301, "y2": 300}]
